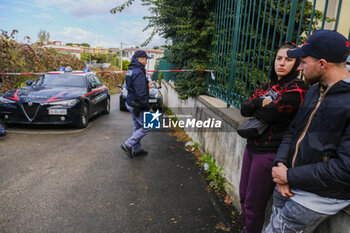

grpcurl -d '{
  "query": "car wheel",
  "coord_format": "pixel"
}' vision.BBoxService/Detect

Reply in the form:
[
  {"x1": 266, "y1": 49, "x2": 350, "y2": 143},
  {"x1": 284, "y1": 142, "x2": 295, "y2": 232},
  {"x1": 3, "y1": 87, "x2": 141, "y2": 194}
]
[
  {"x1": 119, "y1": 95, "x2": 127, "y2": 111},
  {"x1": 77, "y1": 102, "x2": 89, "y2": 128},
  {"x1": 103, "y1": 97, "x2": 110, "y2": 114}
]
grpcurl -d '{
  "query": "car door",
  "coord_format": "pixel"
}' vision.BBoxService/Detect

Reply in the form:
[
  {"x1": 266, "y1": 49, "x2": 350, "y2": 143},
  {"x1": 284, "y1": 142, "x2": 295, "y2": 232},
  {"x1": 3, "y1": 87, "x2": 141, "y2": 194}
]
[
  {"x1": 87, "y1": 75, "x2": 100, "y2": 114},
  {"x1": 92, "y1": 75, "x2": 108, "y2": 111}
]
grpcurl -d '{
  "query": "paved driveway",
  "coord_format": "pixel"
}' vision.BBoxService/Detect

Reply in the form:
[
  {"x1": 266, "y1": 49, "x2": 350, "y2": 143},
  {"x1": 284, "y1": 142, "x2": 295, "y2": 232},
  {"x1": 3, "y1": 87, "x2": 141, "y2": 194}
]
[{"x1": 0, "y1": 94, "x2": 236, "y2": 233}]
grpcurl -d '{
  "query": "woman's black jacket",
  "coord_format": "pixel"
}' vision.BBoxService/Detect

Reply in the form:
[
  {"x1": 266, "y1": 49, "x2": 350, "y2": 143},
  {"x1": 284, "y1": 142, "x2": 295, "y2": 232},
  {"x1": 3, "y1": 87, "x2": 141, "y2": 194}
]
[{"x1": 241, "y1": 75, "x2": 308, "y2": 153}]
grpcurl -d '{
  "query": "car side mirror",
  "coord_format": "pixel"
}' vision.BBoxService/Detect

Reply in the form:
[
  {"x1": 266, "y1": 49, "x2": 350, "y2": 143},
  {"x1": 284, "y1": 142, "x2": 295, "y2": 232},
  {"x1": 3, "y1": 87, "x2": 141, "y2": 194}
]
[
  {"x1": 117, "y1": 84, "x2": 122, "y2": 88},
  {"x1": 91, "y1": 83, "x2": 97, "y2": 89},
  {"x1": 26, "y1": 80, "x2": 33, "y2": 86}
]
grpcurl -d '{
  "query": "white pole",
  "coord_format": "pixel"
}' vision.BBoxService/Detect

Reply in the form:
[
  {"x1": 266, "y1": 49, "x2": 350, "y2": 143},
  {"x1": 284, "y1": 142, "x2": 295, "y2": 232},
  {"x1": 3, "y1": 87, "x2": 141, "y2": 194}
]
[{"x1": 120, "y1": 42, "x2": 123, "y2": 71}]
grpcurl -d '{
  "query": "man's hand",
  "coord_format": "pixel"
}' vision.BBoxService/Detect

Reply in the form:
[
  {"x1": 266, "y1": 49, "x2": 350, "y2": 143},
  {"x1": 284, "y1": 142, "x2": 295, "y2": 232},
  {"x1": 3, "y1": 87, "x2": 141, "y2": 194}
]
[
  {"x1": 272, "y1": 162, "x2": 288, "y2": 184},
  {"x1": 277, "y1": 184, "x2": 294, "y2": 197},
  {"x1": 262, "y1": 98, "x2": 273, "y2": 107}
]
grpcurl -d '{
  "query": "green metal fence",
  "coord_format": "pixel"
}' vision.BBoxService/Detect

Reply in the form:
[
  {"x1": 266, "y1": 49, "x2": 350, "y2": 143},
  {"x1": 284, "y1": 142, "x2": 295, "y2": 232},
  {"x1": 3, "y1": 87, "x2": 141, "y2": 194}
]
[
  {"x1": 153, "y1": 51, "x2": 177, "y2": 82},
  {"x1": 207, "y1": 0, "x2": 348, "y2": 108}
]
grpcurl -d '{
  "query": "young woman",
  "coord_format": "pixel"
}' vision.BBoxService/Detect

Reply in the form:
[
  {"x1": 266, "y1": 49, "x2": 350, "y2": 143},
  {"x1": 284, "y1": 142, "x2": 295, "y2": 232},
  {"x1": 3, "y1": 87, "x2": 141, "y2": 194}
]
[{"x1": 239, "y1": 42, "x2": 308, "y2": 233}]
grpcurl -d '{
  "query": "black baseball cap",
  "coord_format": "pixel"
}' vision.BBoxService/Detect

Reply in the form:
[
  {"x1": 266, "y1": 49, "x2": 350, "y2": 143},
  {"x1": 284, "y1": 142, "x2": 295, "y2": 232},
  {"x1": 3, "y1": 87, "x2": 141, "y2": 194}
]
[
  {"x1": 134, "y1": 50, "x2": 152, "y2": 59},
  {"x1": 287, "y1": 30, "x2": 350, "y2": 63}
]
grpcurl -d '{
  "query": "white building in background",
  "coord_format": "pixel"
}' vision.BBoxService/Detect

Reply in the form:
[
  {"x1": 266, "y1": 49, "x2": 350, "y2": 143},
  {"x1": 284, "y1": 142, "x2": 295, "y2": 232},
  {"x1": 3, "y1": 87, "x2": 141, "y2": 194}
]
[
  {"x1": 122, "y1": 48, "x2": 164, "y2": 71},
  {"x1": 41, "y1": 41, "x2": 81, "y2": 59}
]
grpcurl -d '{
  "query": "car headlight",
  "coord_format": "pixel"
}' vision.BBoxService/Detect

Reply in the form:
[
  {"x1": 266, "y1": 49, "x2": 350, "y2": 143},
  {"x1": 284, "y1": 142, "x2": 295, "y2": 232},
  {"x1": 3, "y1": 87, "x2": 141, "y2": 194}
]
[
  {"x1": 0, "y1": 96, "x2": 16, "y2": 104},
  {"x1": 48, "y1": 99, "x2": 79, "y2": 106}
]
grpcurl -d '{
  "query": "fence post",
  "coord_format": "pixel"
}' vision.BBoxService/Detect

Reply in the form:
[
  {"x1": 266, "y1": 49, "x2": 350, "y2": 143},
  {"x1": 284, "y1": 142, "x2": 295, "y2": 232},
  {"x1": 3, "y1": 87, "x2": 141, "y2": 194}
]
[
  {"x1": 286, "y1": 0, "x2": 299, "y2": 41},
  {"x1": 334, "y1": 0, "x2": 343, "y2": 30},
  {"x1": 227, "y1": 0, "x2": 242, "y2": 107}
]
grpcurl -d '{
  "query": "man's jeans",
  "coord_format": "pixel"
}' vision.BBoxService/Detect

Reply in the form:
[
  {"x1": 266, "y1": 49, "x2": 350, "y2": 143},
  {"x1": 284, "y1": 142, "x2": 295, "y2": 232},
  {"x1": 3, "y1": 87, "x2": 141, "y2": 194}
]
[
  {"x1": 124, "y1": 103, "x2": 151, "y2": 153},
  {"x1": 264, "y1": 189, "x2": 329, "y2": 233}
]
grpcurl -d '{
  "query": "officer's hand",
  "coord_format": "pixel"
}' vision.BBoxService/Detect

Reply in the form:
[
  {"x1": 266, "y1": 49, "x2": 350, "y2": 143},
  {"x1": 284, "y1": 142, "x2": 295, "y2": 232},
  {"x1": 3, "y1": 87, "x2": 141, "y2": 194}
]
[{"x1": 149, "y1": 108, "x2": 154, "y2": 112}]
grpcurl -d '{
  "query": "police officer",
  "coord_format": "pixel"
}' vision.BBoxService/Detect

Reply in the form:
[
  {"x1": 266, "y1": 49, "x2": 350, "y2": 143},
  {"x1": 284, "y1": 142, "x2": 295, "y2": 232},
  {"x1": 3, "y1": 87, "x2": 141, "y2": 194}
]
[{"x1": 121, "y1": 50, "x2": 152, "y2": 159}]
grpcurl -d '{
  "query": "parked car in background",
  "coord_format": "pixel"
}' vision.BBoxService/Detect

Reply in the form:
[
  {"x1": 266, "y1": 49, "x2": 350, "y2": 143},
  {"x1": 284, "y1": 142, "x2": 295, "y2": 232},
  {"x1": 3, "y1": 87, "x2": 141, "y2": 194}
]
[
  {"x1": 118, "y1": 75, "x2": 163, "y2": 112},
  {"x1": 0, "y1": 67, "x2": 110, "y2": 128}
]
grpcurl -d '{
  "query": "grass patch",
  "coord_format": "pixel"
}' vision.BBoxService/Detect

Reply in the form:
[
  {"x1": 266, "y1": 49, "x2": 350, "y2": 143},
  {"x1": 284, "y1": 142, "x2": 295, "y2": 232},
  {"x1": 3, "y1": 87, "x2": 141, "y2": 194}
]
[
  {"x1": 164, "y1": 107, "x2": 179, "y2": 122},
  {"x1": 109, "y1": 88, "x2": 121, "y2": 95},
  {"x1": 198, "y1": 153, "x2": 225, "y2": 193}
]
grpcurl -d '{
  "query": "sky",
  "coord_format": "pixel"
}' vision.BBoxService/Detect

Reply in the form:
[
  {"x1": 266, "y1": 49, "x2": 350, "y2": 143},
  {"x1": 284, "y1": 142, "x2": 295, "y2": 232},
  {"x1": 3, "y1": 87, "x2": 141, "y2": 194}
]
[{"x1": 0, "y1": 0, "x2": 166, "y2": 49}]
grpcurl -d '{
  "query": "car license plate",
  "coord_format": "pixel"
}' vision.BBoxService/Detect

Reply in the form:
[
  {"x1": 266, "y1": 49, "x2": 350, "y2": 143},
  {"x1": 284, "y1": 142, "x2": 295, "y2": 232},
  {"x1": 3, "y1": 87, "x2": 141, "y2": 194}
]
[
  {"x1": 49, "y1": 109, "x2": 67, "y2": 115},
  {"x1": 149, "y1": 99, "x2": 157, "y2": 103}
]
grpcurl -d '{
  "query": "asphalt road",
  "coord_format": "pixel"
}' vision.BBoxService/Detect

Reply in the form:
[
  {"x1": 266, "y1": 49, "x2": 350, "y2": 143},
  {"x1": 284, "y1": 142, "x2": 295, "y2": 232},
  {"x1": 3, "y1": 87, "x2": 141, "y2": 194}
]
[{"x1": 0, "y1": 94, "x2": 236, "y2": 233}]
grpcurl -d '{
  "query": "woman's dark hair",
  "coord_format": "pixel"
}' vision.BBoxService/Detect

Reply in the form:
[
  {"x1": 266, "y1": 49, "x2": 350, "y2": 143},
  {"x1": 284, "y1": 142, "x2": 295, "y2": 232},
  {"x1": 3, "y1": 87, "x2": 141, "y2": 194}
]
[{"x1": 269, "y1": 42, "x2": 301, "y2": 83}]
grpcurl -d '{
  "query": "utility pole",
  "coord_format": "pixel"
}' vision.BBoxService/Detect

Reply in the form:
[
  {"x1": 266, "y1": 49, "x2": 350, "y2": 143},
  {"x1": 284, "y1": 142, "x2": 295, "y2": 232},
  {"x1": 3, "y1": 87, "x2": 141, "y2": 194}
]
[{"x1": 120, "y1": 42, "x2": 123, "y2": 71}]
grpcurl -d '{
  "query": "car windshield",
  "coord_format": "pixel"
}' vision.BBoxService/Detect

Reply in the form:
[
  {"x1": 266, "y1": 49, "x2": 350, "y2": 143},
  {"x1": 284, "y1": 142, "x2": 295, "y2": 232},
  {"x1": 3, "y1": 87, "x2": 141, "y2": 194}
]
[{"x1": 34, "y1": 74, "x2": 87, "y2": 88}]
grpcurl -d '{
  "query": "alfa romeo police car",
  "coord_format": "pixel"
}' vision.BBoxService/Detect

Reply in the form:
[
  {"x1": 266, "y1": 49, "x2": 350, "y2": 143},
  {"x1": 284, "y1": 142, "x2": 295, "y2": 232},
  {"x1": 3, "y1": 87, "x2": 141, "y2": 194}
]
[{"x1": 0, "y1": 67, "x2": 110, "y2": 128}]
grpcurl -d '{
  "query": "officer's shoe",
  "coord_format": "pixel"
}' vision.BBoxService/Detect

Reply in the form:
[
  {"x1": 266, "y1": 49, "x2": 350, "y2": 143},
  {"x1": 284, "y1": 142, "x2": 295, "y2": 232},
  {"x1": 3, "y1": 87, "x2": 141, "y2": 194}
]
[
  {"x1": 133, "y1": 149, "x2": 148, "y2": 157},
  {"x1": 121, "y1": 143, "x2": 133, "y2": 159}
]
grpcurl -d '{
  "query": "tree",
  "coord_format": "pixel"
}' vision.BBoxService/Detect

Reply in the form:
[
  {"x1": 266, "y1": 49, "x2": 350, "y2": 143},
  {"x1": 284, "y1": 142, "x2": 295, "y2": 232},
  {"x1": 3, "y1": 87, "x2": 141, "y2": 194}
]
[
  {"x1": 93, "y1": 54, "x2": 108, "y2": 63},
  {"x1": 111, "y1": 0, "x2": 216, "y2": 98},
  {"x1": 80, "y1": 43, "x2": 90, "y2": 47},
  {"x1": 153, "y1": 46, "x2": 160, "y2": 50},
  {"x1": 80, "y1": 52, "x2": 90, "y2": 62},
  {"x1": 122, "y1": 60, "x2": 130, "y2": 70},
  {"x1": 37, "y1": 30, "x2": 50, "y2": 44}
]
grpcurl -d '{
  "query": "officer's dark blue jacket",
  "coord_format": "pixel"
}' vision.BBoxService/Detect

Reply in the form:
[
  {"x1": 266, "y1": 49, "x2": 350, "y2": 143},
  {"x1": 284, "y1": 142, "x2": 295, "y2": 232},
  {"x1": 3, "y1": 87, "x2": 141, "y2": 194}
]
[
  {"x1": 125, "y1": 56, "x2": 150, "y2": 110},
  {"x1": 274, "y1": 77, "x2": 350, "y2": 200}
]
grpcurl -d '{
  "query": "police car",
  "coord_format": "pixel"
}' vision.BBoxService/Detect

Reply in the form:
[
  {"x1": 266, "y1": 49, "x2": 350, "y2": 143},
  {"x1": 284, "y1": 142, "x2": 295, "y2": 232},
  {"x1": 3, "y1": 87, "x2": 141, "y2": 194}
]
[
  {"x1": 0, "y1": 67, "x2": 110, "y2": 128},
  {"x1": 118, "y1": 75, "x2": 163, "y2": 112}
]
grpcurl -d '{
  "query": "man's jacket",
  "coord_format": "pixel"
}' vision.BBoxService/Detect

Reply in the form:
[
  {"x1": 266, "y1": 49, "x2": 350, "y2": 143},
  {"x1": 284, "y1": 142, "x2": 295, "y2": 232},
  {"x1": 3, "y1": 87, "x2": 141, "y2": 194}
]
[
  {"x1": 241, "y1": 75, "x2": 308, "y2": 153},
  {"x1": 125, "y1": 56, "x2": 150, "y2": 110},
  {"x1": 274, "y1": 78, "x2": 350, "y2": 200}
]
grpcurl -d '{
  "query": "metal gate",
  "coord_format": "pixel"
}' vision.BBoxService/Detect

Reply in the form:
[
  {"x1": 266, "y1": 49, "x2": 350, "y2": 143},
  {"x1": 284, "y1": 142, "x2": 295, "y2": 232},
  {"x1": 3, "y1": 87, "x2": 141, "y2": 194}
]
[{"x1": 207, "y1": 0, "x2": 349, "y2": 108}]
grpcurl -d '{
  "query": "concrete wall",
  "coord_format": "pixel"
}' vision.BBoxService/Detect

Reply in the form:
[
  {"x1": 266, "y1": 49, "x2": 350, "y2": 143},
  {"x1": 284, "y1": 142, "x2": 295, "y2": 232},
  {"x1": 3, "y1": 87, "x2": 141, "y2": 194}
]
[
  {"x1": 160, "y1": 80, "x2": 246, "y2": 209},
  {"x1": 160, "y1": 80, "x2": 350, "y2": 233}
]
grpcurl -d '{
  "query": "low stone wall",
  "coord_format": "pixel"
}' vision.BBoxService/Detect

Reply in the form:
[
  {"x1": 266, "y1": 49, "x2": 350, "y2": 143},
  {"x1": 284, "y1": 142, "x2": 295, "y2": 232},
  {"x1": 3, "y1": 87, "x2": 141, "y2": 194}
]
[{"x1": 160, "y1": 80, "x2": 350, "y2": 233}]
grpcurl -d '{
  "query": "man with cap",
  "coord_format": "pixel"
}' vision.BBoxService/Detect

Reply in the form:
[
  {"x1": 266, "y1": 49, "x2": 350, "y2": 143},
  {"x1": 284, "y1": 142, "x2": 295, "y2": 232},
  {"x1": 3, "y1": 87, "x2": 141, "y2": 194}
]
[
  {"x1": 264, "y1": 30, "x2": 350, "y2": 233},
  {"x1": 120, "y1": 50, "x2": 152, "y2": 159}
]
